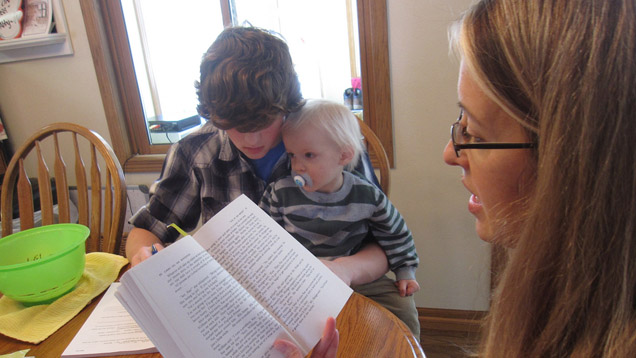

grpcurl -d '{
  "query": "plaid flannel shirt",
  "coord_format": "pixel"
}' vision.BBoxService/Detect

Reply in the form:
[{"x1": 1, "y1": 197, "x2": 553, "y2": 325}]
[{"x1": 129, "y1": 122, "x2": 290, "y2": 243}]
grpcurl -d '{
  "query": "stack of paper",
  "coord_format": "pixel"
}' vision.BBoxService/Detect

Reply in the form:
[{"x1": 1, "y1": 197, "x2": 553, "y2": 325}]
[{"x1": 62, "y1": 283, "x2": 157, "y2": 357}]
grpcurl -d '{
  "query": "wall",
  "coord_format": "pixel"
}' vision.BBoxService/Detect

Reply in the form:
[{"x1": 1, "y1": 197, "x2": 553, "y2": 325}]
[
  {"x1": 0, "y1": 0, "x2": 489, "y2": 310},
  {"x1": 387, "y1": 0, "x2": 491, "y2": 310}
]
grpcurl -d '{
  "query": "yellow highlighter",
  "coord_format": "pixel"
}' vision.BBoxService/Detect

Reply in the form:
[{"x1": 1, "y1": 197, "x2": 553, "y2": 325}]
[
  {"x1": 167, "y1": 223, "x2": 188, "y2": 237},
  {"x1": 152, "y1": 224, "x2": 188, "y2": 255}
]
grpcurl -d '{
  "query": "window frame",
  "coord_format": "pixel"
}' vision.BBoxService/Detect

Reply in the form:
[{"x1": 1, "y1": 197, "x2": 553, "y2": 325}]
[{"x1": 80, "y1": 0, "x2": 394, "y2": 172}]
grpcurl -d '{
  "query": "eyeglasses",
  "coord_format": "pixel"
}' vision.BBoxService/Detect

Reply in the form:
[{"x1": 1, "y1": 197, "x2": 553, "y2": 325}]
[{"x1": 450, "y1": 109, "x2": 535, "y2": 157}]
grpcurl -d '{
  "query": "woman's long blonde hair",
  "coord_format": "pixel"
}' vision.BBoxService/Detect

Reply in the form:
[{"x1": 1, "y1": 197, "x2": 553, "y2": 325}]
[{"x1": 452, "y1": 0, "x2": 636, "y2": 356}]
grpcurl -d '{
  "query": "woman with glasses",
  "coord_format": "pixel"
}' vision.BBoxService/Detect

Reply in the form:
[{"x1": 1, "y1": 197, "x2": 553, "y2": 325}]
[
  {"x1": 444, "y1": 0, "x2": 636, "y2": 357},
  {"x1": 278, "y1": 0, "x2": 636, "y2": 357},
  {"x1": 442, "y1": 0, "x2": 636, "y2": 356}
]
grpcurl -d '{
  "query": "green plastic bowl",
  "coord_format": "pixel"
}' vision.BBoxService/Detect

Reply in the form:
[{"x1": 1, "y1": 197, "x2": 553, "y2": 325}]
[{"x1": 0, "y1": 224, "x2": 90, "y2": 306}]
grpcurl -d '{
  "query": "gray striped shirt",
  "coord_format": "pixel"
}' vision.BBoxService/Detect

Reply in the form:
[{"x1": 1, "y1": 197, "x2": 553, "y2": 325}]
[{"x1": 259, "y1": 171, "x2": 419, "y2": 280}]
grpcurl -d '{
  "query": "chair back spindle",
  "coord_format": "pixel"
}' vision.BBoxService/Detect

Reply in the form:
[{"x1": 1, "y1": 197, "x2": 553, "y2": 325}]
[
  {"x1": 73, "y1": 132, "x2": 90, "y2": 229},
  {"x1": 36, "y1": 141, "x2": 55, "y2": 226},
  {"x1": 89, "y1": 144, "x2": 102, "y2": 253},
  {"x1": 16, "y1": 160, "x2": 34, "y2": 230},
  {"x1": 53, "y1": 132, "x2": 71, "y2": 224},
  {"x1": 103, "y1": 172, "x2": 114, "y2": 253}
]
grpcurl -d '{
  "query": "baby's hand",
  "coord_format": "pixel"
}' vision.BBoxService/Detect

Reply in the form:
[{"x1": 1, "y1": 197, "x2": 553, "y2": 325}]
[{"x1": 396, "y1": 279, "x2": 420, "y2": 297}]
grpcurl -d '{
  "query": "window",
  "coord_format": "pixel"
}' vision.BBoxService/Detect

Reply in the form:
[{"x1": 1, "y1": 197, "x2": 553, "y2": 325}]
[
  {"x1": 122, "y1": 0, "x2": 361, "y2": 146},
  {"x1": 81, "y1": 0, "x2": 393, "y2": 172},
  {"x1": 230, "y1": 0, "x2": 362, "y2": 102},
  {"x1": 120, "y1": 0, "x2": 224, "y2": 145}
]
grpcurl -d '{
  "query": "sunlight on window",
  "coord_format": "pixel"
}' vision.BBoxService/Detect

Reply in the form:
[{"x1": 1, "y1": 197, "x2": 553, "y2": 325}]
[
  {"x1": 121, "y1": 0, "x2": 359, "y2": 145},
  {"x1": 232, "y1": 0, "x2": 360, "y2": 102},
  {"x1": 122, "y1": 0, "x2": 223, "y2": 125}
]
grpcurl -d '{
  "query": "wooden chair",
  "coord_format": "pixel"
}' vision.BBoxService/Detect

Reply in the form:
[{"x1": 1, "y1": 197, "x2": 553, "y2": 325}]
[
  {"x1": 1, "y1": 123, "x2": 126, "y2": 254},
  {"x1": 358, "y1": 118, "x2": 391, "y2": 197}
]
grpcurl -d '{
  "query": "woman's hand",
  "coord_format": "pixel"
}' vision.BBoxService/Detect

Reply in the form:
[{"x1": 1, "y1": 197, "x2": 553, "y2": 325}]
[{"x1": 274, "y1": 317, "x2": 339, "y2": 358}]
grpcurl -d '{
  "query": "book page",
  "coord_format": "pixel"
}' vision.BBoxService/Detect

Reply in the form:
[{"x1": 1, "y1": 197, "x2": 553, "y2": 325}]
[
  {"x1": 62, "y1": 283, "x2": 157, "y2": 357},
  {"x1": 117, "y1": 236, "x2": 295, "y2": 358},
  {"x1": 193, "y1": 194, "x2": 353, "y2": 353}
]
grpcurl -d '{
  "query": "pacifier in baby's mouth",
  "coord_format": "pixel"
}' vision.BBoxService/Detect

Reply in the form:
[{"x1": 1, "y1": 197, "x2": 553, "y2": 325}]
[{"x1": 292, "y1": 171, "x2": 312, "y2": 188}]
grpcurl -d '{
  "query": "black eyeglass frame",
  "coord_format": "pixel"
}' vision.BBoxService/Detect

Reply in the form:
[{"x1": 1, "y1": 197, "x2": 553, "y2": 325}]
[{"x1": 450, "y1": 109, "x2": 535, "y2": 157}]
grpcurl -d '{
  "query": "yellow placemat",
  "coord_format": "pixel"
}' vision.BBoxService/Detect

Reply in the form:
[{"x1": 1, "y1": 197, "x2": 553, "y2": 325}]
[
  {"x1": 0, "y1": 252, "x2": 128, "y2": 344},
  {"x1": 0, "y1": 349, "x2": 31, "y2": 358}
]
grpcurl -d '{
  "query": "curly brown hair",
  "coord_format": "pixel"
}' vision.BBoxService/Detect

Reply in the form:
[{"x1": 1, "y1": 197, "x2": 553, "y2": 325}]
[{"x1": 196, "y1": 26, "x2": 304, "y2": 132}]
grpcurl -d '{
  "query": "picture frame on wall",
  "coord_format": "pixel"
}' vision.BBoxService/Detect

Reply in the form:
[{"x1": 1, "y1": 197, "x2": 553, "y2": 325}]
[{"x1": 22, "y1": 0, "x2": 53, "y2": 37}]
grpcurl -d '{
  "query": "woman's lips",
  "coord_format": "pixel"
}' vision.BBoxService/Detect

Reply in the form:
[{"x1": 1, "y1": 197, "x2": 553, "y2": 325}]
[{"x1": 468, "y1": 194, "x2": 482, "y2": 214}]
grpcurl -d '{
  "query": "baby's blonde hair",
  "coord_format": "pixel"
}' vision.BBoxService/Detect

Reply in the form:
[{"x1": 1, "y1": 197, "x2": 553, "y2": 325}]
[{"x1": 283, "y1": 99, "x2": 364, "y2": 170}]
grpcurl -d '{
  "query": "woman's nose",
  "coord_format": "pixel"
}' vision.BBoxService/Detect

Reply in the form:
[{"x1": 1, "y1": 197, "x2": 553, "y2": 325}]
[{"x1": 443, "y1": 139, "x2": 460, "y2": 166}]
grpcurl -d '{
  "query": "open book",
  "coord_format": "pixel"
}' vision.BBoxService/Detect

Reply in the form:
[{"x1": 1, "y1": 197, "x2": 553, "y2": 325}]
[{"x1": 115, "y1": 194, "x2": 353, "y2": 358}]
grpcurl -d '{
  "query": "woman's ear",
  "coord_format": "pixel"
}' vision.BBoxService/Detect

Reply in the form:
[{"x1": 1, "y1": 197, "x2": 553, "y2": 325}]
[{"x1": 339, "y1": 147, "x2": 354, "y2": 166}]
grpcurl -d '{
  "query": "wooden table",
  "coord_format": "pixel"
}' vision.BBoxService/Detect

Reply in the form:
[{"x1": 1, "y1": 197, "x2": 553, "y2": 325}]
[
  {"x1": 0, "y1": 273, "x2": 425, "y2": 357},
  {"x1": 336, "y1": 293, "x2": 425, "y2": 357}
]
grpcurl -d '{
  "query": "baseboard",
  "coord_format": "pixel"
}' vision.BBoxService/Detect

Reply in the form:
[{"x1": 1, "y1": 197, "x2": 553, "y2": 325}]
[
  {"x1": 418, "y1": 307, "x2": 486, "y2": 333},
  {"x1": 417, "y1": 308, "x2": 486, "y2": 357}
]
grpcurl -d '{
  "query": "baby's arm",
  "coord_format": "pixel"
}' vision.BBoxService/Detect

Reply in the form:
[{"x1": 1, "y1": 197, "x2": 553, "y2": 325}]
[{"x1": 395, "y1": 279, "x2": 420, "y2": 297}]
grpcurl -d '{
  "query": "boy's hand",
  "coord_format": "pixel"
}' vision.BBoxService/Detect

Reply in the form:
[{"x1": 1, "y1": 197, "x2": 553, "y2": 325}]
[
  {"x1": 318, "y1": 243, "x2": 390, "y2": 287},
  {"x1": 396, "y1": 279, "x2": 420, "y2": 297},
  {"x1": 129, "y1": 243, "x2": 163, "y2": 267},
  {"x1": 126, "y1": 228, "x2": 164, "y2": 267}
]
